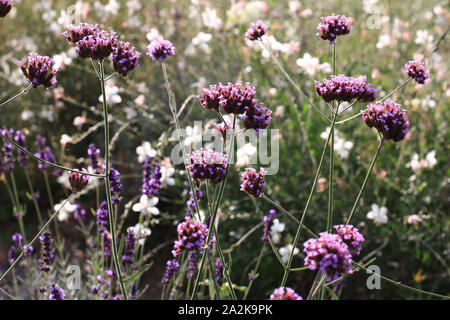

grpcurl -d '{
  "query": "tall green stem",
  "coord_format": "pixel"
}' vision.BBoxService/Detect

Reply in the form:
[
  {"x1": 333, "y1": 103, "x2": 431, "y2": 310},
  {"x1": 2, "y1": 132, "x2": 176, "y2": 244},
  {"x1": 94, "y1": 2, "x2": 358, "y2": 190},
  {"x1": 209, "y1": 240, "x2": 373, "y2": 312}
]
[
  {"x1": 0, "y1": 84, "x2": 32, "y2": 110},
  {"x1": 24, "y1": 168, "x2": 43, "y2": 226},
  {"x1": 280, "y1": 113, "x2": 337, "y2": 287},
  {"x1": 99, "y1": 60, "x2": 127, "y2": 300},
  {"x1": 345, "y1": 136, "x2": 384, "y2": 226}
]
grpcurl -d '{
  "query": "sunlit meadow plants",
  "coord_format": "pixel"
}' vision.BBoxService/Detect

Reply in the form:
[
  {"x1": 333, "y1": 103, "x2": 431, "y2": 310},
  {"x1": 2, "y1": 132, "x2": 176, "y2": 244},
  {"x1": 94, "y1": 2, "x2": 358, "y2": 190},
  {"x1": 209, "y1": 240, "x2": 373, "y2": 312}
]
[{"x1": 0, "y1": 0, "x2": 448, "y2": 300}]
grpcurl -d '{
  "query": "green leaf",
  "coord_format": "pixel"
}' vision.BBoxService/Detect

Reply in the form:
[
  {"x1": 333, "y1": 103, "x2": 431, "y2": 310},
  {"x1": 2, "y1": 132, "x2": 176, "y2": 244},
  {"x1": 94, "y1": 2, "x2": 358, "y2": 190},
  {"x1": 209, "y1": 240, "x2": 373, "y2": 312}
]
[{"x1": 123, "y1": 262, "x2": 153, "y2": 283}]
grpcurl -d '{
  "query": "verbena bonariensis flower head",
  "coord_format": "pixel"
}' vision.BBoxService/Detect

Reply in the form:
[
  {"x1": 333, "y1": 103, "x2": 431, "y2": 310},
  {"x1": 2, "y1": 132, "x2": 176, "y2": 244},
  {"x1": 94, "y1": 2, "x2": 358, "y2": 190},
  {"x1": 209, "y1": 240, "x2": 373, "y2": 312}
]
[
  {"x1": 112, "y1": 41, "x2": 141, "y2": 77},
  {"x1": 146, "y1": 39, "x2": 175, "y2": 61},
  {"x1": 63, "y1": 23, "x2": 99, "y2": 44},
  {"x1": 220, "y1": 81, "x2": 257, "y2": 114},
  {"x1": 68, "y1": 169, "x2": 90, "y2": 192},
  {"x1": 316, "y1": 14, "x2": 352, "y2": 44},
  {"x1": 314, "y1": 75, "x2": 377, "y2": 103},
  {"x1": 187, "y1": 148, "x2": 227, "y2": 186},
  {"x1": 49, "y1": 283, "x2": 65, "y2": 300},
  {"x1": 334, "y1": 224, "x2": 364, "y2": 256},
  {"x1": 361, "y1": 100, "x2": 409, "y2": 142},
  {"x1": 17, "y1": 53, "x2": 58, "y2": 88},
  {"x1": 405, "y1": 60, "x2": 430, "y2": 84},
  {"x1": 14, "y1": 129, "x2": 28, "y2": 168},
  {"x1": 39, "y1": 232, "x2": 54, "y2": 273},
  {"x1": 245, "y1": 20, "x2": 268, "y2": 41},
  {"x1": 261, "y1": 209, "x2": 276, "y2": 243},
  {"x1": 240, "y1": 167, "x2": 266, "y2": 198},
  {"x1": 161, "y1": 259, "x2": 179, "y2": 284},
  {"x1": 303, "y1": 232, "x2": 353, "y2": 281},
  {"x1": 142, "y1": 157, "x2": 162, "y2": 196},
  {"x1": 1, "y1": 128, "x2": 15, "y2": 172},
  {"x1": 122, "y1": 228, "x2": 136, "y2": 268},
  {"x1": 76, "y1": 30, "x2": 118, "y2": 61},
  {"x1": 269, "y1": 287, "x2": 303, "y2": 300},
  {"x1": 198, "y1": 84, "x2": 222, "y2": 112},
  {"x1": 0, "y1": 0, "x2": 14, "y2": 18},
  {"x1": 242, "y1": 102, "x2": 272, "y2": 134},
  {"x1": 172, "y1": 216, "x2": 209, "y2": 257}
]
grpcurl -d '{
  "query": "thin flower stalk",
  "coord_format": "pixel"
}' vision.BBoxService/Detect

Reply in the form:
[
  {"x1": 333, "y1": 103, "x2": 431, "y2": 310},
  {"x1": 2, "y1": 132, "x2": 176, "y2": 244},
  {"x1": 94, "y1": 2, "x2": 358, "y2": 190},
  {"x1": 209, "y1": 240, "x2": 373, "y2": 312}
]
[{"x1": 0, "y1": 84, "x2": 33, "y2": 110}]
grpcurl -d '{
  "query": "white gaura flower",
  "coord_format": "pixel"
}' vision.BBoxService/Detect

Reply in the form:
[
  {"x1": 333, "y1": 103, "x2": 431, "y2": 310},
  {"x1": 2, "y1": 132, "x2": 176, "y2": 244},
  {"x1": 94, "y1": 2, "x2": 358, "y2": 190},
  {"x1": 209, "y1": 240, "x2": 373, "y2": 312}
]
[
  {"x1": 320, "y1": 127, "x2": 353, "y2": 159},
  {"x1": 136, "y1": 141, "x2": 157, "y2": 163},
  {"x1": 132, "y1": 195, "x2": 160, "y2": 216},
  {"x1": 201, "y1": 8, "x2": 223, "y2": 30},
  {"x1": 161, "y1": 166, "x2": 175, "y2": 186},
  {"x1": 296, "y1": 53, "x2": 331, "y2": 76},
  {"x1": 235, "y1": 143, "x2": 257, "y2": 167},
  {"x1": 279, "y1": 244, "x2": 299, "y2": 264},
  {"x1": 407, "y1": 150, "x2": 437, "y2": 171},
  {"x1": 184, "y1": 125, "x2": 203, "y2": 148},
  {"x1": 57, "y1": 171, "x2": 70, "y2": 189},
  {"x1": 55, "y1": 201, "x2": 77, "y2": 222},
  {"x1": 99, "y1": 84, "x2": 122, "y2": 105},
  {"x1": 367, "y1": 204, "x2": 388, "y2": 224},
  {"x1": 271, "y1": 219, "x2": 285, "y2": 244},
  {"x1": 425, "y1": 150, "x2": 437, "y2": 168},
  {"x1": 130, "y1": 223, "x2": 151, "y2": 246},
  {"x1": 415, "y1": 30, "x2": 433, "y2": 45}
]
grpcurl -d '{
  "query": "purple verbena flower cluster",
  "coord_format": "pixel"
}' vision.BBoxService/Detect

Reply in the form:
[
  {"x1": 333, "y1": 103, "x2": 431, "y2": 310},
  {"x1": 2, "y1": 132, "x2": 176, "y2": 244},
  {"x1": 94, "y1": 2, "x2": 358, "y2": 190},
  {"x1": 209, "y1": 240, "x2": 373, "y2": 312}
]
[
  {"x1": 261, "y1": 209, "x2": 276, "y2": 243},
  {"x1": 8, "y1": 233, "x2": 34, "y2": 264},
  {"x1": 314, "y1": 75, "x2": 377, "y2": 103},
  {"x1": 0, "y1": 0, "x2": 14, "y2": 18},
  {"x1": 112, "y1": 42, "x2": 141, "y2": 77},
  {"x1": 146, "y1": 39, "x2": 176, "y2": 61},
  {"x1": 75, "y1": 30, "x2": 118, "y2": 61},
  {"x1": 73, "y1": 203, "x2": 86, "y2": 221},
  {"x1": 405, "y1": 60, "x2": 430, "y2": 84},
  {"x1": 172, "y1": 216, "x2": 210, "y2": 258},
  {"x1": 240, "y1": 167, "x2": 266, "y2": 198},
  {"x1": 68, "y1": 168, "x2": 90, "y2": 192},
  {"x1": 303, "y1": 232, "x2": 353, "y2": 281},
  {"x1": 245, "y1": 20, "x2": 268, "y2": 41},
  {"x1": 17, "y1": 53, "x2": 58, "y2": 88},
  {"x1": 187, "y1": 148, "x2": 227, "y2": 186},
  {"x1": 361, "y1": 100, "x2": 409, "y2": 142},
  {"x1": 334, "y1": 224, "x2": 364, "y2": 256},
  {"x1": 142, "y1": 157, "x2": 162, "y2": 196},
  {"x1": 316, "y1": 14, "x2": 352, "y2": 44},
  {"x1": 269, "y1": 287, "x2": 303, "y2": 300},
  {"x1": 242, "y1": 102, "x2": 272, "y2": 134}
]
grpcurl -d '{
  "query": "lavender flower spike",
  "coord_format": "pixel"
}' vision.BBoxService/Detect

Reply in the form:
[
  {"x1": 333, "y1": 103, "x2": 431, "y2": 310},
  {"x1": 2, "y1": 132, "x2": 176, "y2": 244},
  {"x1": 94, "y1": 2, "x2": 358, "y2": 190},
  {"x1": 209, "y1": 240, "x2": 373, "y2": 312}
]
[
  {"x1": 39, "y1": 232, "x2": 54, "y2": 273},
  {"x1": 49, "y1": 283, "x2": 65, "y2": 300},
  {"x1": 17, "y1": 53, "x2": 58, "y2": 89},
  {"x1": 146, "y1": 39, "x2": 176, "y2": 61},
  {"x1": 261, "y1": 209, "x2": 276, "y2": 243},
  {"x1": 162, "y1": 259, "x2": 179, "y2": 284}
]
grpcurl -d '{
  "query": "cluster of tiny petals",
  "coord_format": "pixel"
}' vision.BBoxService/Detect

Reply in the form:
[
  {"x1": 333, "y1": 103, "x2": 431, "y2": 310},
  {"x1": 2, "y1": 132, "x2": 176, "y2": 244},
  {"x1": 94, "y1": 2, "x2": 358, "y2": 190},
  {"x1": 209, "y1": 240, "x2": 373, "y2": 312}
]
[
  {"x1": 0, "y1": 0, "x2": 14, "y2": 18},
  {"x1": 317, "y1": 14, "x2": 352, "y2": 44},
  {"x1": 405, "y1": 60, "x2": 430, "y2": 84},
  {"x1": 199, "y1": 81, "x2": 257, "y2": 115},
  {"x1": 172, "y1": 216, "x2": 209, "y2": 257},
  {"x1": 242, "y1": 102, "x2": 272, "y2": 134},
  {"x1": 146, "y1": 39, "x2": 175, "y2": 61},
  {"x1": 245, "y1": 20, "x2": 268, "y2": 41},
  {"x1": 112, "y1": 41, "x2": 141, "y2": 77},
  {"x1": 68, "y1": 168, "x2": 90, "y2": 192},
  {"x1": 49, "y1": 283, "x2": 65, "y2": 300},
  {"x1": 315, "y1": 74, "x2": 377, "y2": 103},
  {"x1": 187, "y1": 148, "x2": 227, "y2": 185},
  {"x1": 334, "y1": 224, "x2": 364, "y2": 256},
  {"x1": 269, "y1": 287, "x2": 303, "y2": 300},
  {"x1": 76, "y1": 30, "x2": 118, "y2": 61},
  {"x1": 17, "y1": 53, "x2": 58, "y2": 88},
  {"x1": 303, "y1": 232, "x2": 353, "y2": 281},
  {"x1": 361, "y1": 100, "x2": 409, "y2": 142},
  {"x1": 63, "y1": 23, "x2": 99, "y2": 44},
  {"x1": 240, "y1": 167, "x2": 266, "y2": 198}
]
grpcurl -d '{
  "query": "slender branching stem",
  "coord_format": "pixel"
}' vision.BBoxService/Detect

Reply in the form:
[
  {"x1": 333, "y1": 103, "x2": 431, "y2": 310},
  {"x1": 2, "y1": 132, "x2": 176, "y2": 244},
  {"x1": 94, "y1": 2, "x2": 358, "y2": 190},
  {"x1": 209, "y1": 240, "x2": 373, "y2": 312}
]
[
  {"x1": 0, "y1": 84, "x2": 33, "y2": 110},
  {"x1": 243, "y1": 244, "x2": 266, "y2": 300},
  {"x1": 259, "y1": 39, "x2": 331, "y2": 123},
  {"x1": 345, "y1": 135, "x2": 384, "y2": 226},
  {"x1": 0, "y1": 194, "x2": 73, "y2": 282},
  {"x1": 99, "y1": 60, "x2": 128, "y2": 300}
]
